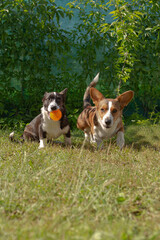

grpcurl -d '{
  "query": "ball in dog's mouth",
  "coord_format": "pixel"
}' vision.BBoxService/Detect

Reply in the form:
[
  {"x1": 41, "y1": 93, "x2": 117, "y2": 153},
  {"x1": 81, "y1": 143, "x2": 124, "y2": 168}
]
[{"x1": 49, "y1": 109, "x2": 62, "y2": 121}]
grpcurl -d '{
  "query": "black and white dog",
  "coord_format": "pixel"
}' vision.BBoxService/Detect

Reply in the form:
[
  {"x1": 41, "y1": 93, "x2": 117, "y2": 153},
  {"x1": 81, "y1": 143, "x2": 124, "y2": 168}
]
[{"x1": 9, "y1": 88, "x2": 71, "y2": 149}]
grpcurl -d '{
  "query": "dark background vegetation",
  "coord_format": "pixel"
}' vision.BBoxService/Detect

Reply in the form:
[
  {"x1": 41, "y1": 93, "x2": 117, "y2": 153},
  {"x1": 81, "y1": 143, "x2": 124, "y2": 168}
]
[{"x1": 0, "y1": 0, "x2": 160, "y2": 129}]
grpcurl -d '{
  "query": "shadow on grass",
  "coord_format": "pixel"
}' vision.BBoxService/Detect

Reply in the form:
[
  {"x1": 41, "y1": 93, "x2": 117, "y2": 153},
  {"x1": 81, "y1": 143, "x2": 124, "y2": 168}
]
[
  {"x1": 72, "y1": 125, "x2": 160, "y2": 152},
  {"x1": 47, "y1": 137, "x2": 97, "y2": 152},
  {"x1": 125, "y1": 125, "x2": 160, "y2": 151},
  {"x1": 5, "y1": 125, "x2": 160, "y2": 152}
]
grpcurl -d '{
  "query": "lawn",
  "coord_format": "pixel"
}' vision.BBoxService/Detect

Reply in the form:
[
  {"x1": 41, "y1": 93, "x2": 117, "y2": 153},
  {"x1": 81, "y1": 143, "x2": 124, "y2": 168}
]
[{"x1": 0, "y1": 124, "x2": 160, "y2": 240}]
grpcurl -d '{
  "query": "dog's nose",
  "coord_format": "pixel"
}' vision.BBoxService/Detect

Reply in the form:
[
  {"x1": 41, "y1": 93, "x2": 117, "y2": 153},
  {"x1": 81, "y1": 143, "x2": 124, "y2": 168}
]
[
  {"x1": 51, "y1": 106, "x2": 57, "y2": 111},
  {"x1": 105, "y1": 119, "x2": 111, "y2": 126}
]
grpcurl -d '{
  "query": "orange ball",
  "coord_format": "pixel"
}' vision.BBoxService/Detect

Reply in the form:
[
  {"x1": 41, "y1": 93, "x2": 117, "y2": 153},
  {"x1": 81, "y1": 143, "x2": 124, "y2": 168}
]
[{"x1": 50, "y1": 109, "x2": 62, "y2": 121}]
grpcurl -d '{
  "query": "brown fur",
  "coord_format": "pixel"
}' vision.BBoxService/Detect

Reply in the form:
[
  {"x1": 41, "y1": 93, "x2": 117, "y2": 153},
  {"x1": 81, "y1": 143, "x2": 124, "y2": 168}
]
[{"x1": 77, "y1": 83, "x2": 134, "y2": 148}]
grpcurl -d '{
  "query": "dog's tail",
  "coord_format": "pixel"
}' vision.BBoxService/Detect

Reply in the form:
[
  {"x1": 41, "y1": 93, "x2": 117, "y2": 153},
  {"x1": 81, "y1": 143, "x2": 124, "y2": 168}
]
[
  {"x1": 9, "y1": 131, "x2": 24, "y2": 144},
  {"x1": 83, "y1": 73, "x2": 99, "y2": 109}
]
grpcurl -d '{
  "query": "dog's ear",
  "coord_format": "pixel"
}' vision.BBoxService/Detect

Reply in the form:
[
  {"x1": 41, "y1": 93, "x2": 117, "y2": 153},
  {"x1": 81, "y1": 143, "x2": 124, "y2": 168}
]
[
  {"x1": 59, "y1": 88, "x2": 68, "y2": 101},
  {"x1": 116, "y1": 90, "x2": 134, "y2": 109},
  {"x1": 42, "y1": 92, "x2": 48, "y2": 102},
  {"x1": 90, "y1": 87, "x2": 104, "y2": 106}
]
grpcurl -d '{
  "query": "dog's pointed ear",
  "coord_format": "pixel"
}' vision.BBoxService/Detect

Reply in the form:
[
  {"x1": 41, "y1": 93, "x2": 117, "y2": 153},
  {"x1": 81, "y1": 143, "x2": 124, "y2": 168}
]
[
  {"x1": 42, "y1": 92, "x2": 48, "y2": 102},
  {"x1": 116, "y1": 90, "x2": 134, "y2": 109},
  {"x1": 59, "y1": 88, "x2": 68, "y2": 101},
  {"x1": 90, "y1": 87, "x2": 104, "y2": 106}
]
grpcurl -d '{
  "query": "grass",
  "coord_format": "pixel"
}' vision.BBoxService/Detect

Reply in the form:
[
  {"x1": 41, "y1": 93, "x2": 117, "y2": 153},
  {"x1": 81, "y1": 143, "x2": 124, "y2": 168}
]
[{"x1": 0, "y1": 124, "x2": 160, "y2": 240}]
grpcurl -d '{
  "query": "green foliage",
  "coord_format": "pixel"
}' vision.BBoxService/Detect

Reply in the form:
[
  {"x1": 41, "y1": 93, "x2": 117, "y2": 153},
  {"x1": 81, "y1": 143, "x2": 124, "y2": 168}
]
[
  {"x1": 129, "y1": 107, "x2": 160, "y2": 126},
  {"x1": 106, "y1": 1, "x2": 143, "y2": 93},
  {"x1": 0, "y1": 0, "x2": 73, "y2": 124},
  {"x1": 0, "y1": 0, "x2": 160, "y2": 128}
]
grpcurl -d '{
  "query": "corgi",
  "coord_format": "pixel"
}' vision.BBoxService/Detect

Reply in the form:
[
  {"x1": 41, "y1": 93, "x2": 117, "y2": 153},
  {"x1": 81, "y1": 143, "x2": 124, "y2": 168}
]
[
  {"x1": 10, "y1": 88, "x2": 71, "y2": 149},
  {"x1": 77, "y1": 73, "x2": 134, "y2": 149}
]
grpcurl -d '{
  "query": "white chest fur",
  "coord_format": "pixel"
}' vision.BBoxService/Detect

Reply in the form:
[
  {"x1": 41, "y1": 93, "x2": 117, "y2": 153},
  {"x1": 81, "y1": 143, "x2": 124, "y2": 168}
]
[{"x1": 41, "y1": 107, "x2": 69, "y2": 139}]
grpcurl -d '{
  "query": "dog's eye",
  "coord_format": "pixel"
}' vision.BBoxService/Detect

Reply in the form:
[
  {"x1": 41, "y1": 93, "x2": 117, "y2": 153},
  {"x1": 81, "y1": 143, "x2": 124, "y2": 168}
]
[
  {"x1": 48, "y1": 96, "x2": 54, "y2": 100},
  {"x1": 112, "y1": 109, "x2": 117, "y2": 113},
  {"x1": 101, "y1": 108, "x2": 105, "y2": 112},
  {"x1": 56, "y1": 97, "x2": 61, "y2": 103}
]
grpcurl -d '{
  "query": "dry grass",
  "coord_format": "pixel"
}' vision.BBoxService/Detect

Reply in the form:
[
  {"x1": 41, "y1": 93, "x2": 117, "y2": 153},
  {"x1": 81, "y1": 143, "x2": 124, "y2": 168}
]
[{"x1": 0, "y1": 124, "x2": 160, "y2": 240}]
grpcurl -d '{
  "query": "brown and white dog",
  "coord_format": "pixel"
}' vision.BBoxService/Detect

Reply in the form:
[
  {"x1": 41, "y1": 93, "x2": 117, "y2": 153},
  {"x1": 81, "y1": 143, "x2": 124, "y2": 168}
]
[
  {"x1": 10, "y1": 88, "x2": 71, "y2": 149},
  {"x1": 77, "y1": 73, "x2": 134, "y2": 149}
]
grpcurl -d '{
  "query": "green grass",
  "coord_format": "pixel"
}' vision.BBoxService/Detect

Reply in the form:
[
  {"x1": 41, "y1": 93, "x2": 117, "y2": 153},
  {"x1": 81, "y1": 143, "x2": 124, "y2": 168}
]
[{"x1": 0, "y1": 124, "x2": 160, "y2": 240}]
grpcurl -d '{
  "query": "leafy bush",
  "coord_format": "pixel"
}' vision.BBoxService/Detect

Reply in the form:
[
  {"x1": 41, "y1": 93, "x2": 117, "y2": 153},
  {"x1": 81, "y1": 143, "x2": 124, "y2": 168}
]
[{"x1": 0, "y1": 0, "x2": 160, "y2": 128}]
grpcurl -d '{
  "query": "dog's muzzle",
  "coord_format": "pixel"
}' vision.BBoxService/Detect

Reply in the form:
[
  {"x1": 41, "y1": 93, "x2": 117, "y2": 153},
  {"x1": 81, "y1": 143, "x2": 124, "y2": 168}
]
[
  {"x1": 51, "y1": 106, "x2": 57, "y2": 111},
  {"x1": 105, "y1": 119, "x2": 112, "y2": 128}
]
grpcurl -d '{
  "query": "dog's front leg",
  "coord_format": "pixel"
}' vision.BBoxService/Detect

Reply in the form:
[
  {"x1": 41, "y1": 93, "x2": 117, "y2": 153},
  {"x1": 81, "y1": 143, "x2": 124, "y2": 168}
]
[
  {"x1": 64, "y1": 129, "x2": 71, "y2": 145},
  {"x1": 116, "y1": 131, "x2": 125, "y2": 149},
  {"x1": 38, "y1": 125, "x2": 46, "y2": 149},
  {"x1": 91, "y1": 131, "x2": 103, "y2": 149},
  {"x1": 96, "y1": 138, "x2": 103, "y2": 149}
]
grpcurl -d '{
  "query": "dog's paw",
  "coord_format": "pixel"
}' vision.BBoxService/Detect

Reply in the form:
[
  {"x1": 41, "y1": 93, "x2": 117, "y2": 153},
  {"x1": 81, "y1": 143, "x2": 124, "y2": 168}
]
[
  {"x1": 38, "y1": 139, "x2": 45, "y2": 149},
  {"x1": 38, "y1": 146, "x2": 44, "y2": 150},
  {"x1": 65, "y1": 137, "x2": 71, "y2": 146},
  {"x1": 9, "y1": 131, "x2": 15, "y2": 138},
  {"x1": 90, "y1": 138, "x2": 96, "y2": 144}
]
